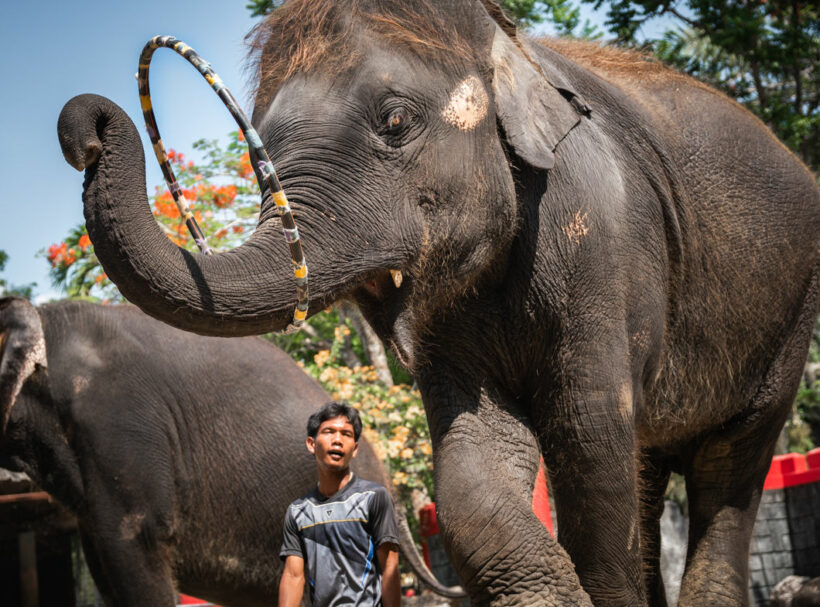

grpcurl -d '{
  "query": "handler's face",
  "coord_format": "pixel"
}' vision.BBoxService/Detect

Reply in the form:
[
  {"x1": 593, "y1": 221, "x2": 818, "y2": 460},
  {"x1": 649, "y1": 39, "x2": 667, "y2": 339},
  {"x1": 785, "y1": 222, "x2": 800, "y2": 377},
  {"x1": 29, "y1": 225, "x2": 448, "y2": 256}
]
[{"x1": 307, "y1": 415, "x2": 358, "y2": 471}]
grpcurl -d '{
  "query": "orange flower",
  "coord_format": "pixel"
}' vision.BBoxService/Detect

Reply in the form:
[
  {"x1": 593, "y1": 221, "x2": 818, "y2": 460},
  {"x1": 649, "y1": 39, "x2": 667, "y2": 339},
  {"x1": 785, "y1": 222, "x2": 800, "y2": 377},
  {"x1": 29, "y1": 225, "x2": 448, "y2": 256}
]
[
  {"x1": 47, "y1": 242, "x2": 66, "y2": 264},
  {"x1": 232, "y1": 225, "x2": 244, "y2": 234},
  {"x1": 95, "y1": 273, "x2": 107, "y2": 284},
  {"x1": 213, "y1": 185, "x2": 237, "y2": 207},
  {"x1": 239, "y1": 152, "x2": 253, "y2": 179},
  {"x1": 154, "y1": 197, "x2": 180, "y2": 219},
  {"x1": 78, "y1": 234, "x2": 91, "y2": 251},
  {"x1": 237, "y1": 130, "x2": 245, "y2": 142},
  {"x1": 168, "y1": 234, "x2": 188, "y2": 246},
  {"x1": 215, "y1": 229, "x2": 228, "y2": 239}
]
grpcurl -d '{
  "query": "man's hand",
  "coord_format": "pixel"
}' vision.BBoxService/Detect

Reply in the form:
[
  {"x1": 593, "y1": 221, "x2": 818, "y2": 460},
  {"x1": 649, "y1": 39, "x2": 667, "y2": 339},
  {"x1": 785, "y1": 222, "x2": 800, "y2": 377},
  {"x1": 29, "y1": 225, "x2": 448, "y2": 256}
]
[
  {"x1": 279, "y1": 555, "x2": 306, "y2": 607},
  {"x1": 377, "y1": 542, "x2": 401, "y2": 607}
]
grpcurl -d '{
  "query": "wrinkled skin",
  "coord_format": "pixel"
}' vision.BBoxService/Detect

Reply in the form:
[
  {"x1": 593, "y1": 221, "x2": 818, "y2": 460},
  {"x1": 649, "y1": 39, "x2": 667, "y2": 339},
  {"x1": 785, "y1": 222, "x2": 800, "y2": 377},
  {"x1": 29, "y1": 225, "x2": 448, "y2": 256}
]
[
  {"x1": 0, "y1": 298, "x2": 459, "y2": 607},
  {"x1": 57, "y1": 0, "x2": 820, "y2": 605}
]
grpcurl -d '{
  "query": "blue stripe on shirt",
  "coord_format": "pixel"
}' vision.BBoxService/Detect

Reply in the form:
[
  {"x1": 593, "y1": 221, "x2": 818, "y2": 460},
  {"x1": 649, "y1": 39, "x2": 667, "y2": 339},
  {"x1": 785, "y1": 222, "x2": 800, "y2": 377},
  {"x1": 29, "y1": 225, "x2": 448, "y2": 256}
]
[{"x1": 361, "y1": 538, "x2": 374, "y2": 586}]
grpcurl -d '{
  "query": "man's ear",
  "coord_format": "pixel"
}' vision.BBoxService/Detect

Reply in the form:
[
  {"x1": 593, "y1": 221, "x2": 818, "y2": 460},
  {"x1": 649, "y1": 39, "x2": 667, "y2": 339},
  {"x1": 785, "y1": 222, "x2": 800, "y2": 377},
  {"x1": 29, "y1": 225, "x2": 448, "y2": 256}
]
[
  {"x1": 352, "y1": 441, "x2": 359, "y2": 459},
  {"x1": 306, "y1": 436, "x2": 316, "y2": 455},
  {"x1": 489, "y1": 23, "x2": 582, "y2": 170}
]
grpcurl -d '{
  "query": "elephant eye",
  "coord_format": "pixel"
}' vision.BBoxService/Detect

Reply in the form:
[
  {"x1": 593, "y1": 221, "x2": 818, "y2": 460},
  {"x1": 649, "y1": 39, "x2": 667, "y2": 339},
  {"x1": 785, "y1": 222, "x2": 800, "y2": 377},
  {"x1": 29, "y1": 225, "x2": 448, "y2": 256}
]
[
  {"x1": 375, "y1": 101, "x2": 421, "y2": 147},
  {"x1": 373, "y1": 95, "x2": 424, "y2": 148},
  {"x1": 386, "y1": 109, "x2": 406, "y2": 131},
  {"x1": 382, "y1": 108, "x2": 409, "y2": 137}
]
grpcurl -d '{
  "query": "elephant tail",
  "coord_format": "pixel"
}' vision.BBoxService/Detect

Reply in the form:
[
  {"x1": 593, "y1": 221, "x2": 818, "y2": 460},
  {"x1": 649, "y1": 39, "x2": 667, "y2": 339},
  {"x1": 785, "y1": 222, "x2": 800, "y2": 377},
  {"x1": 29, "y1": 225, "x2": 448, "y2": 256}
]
[{"x1": 394, "y1": 499, "x2": 466, "y2": 599}]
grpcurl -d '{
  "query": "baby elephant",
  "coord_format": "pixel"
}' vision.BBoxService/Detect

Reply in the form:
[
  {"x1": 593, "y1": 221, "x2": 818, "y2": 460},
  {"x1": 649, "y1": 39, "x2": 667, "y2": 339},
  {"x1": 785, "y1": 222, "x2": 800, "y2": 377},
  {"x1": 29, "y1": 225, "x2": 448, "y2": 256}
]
[{"x1": 0, "y1": 297, "x2": 457, "y2": 606}]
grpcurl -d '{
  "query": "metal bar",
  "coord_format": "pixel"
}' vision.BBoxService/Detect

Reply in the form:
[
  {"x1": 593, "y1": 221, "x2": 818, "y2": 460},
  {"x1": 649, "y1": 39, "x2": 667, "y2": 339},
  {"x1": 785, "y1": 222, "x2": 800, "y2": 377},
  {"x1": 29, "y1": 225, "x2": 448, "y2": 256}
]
[{"x1": 0, "y1": 491, "x2": 51, "y2": 504}]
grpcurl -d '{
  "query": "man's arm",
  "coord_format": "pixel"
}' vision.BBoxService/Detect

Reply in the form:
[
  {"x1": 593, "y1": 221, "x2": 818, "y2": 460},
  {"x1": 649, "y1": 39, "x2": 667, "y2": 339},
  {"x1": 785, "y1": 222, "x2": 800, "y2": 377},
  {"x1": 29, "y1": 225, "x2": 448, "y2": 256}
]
[
  {"x1": 377, "y1": 542, "x2": 401, "y2": 607},
  {"x1": 279, "y1": 555, "x2": 306, "y2": 607}
]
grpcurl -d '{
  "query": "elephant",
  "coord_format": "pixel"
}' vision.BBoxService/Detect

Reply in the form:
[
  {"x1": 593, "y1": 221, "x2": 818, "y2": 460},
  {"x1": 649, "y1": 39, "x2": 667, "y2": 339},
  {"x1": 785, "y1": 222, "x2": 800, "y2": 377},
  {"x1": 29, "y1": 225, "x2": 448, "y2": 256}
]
[
  {"x1": 57, "y1": 0, "x2": 820, "y2": 605},
  {"x1": 0, "y1": 297, "x2": 460, "y2": 606}
]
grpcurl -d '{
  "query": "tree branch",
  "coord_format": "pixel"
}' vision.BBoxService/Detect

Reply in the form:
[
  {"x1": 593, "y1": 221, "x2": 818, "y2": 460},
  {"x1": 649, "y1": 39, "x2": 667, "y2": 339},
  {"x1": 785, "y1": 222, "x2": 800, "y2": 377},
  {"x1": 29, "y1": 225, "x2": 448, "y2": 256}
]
[{"x1": 337, "y1": 301, "x2": 393, "y2": 387}]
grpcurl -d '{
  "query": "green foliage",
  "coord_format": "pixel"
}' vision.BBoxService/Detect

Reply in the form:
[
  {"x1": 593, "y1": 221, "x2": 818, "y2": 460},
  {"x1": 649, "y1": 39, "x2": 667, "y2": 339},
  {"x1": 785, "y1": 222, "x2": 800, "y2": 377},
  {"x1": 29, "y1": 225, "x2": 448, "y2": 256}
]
[
  {"x1": 787, "y1": 318, "x2": 820, "y2": 452},
  {"x1": 246, "y1": 0, "x2": 283, "y2": 18},
  {"x1": 0, "y1": 250, "x2": 35, "y2": 300},
  {"x1": 586, "y1": 0, "x2": 818, "y2": 171}
]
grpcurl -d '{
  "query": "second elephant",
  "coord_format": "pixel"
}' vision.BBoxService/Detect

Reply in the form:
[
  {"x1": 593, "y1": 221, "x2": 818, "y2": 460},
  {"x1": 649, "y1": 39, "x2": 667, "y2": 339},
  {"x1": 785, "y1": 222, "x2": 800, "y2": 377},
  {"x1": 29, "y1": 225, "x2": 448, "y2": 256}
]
[{"x1": 0, "y1": 297, "x2": 458, "y2": 606}]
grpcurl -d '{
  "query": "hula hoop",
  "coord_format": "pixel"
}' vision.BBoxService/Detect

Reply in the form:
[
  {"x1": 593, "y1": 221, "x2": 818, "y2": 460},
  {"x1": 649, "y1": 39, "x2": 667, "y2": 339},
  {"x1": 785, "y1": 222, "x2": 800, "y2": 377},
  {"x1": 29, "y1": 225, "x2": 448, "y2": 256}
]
[{"x1": 137, "y1": 35, "x2": 308, "y2": 334}]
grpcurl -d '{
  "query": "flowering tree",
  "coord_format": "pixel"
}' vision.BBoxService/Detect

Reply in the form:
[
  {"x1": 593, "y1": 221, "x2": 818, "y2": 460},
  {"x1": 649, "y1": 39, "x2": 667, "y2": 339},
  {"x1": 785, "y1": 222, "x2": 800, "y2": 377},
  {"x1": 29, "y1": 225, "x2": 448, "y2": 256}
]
[{"x1": 45, "y1": 132, "x2": 257, "y2": 300}]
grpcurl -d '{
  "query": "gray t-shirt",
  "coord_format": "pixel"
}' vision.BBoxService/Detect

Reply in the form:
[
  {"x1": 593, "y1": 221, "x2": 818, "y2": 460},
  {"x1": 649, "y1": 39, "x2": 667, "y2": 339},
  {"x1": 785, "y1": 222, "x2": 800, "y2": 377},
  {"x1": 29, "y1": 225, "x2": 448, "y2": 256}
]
[{"x1": 280, "y1": 474, "x2": 399, "y2": 606}]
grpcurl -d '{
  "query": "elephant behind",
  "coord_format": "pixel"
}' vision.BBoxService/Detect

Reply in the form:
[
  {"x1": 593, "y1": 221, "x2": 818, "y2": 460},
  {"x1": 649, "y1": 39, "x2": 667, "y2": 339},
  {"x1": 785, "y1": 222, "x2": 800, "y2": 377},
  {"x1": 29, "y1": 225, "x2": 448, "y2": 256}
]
[{"x1": 0, "y1": 297, "x2": 456, "y2": 606}]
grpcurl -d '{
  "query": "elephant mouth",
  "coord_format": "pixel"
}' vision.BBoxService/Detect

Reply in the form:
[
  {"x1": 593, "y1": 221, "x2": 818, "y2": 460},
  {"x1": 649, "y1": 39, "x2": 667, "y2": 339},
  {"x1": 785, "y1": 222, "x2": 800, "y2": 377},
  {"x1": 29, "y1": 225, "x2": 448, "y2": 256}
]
[
  {"x1": 353, "y1": 269, "x2": 421, "y2": 370},
  {"x1": 359, "y1": 270, "x2": 400, "y2": 301}
]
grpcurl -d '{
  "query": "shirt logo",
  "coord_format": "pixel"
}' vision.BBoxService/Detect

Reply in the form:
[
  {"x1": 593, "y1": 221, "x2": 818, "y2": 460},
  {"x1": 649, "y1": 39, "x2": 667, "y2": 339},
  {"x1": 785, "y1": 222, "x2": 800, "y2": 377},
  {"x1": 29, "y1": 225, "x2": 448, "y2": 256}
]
[{"x1": 326, "y1": 510, "x2": 333, "y2": 517}]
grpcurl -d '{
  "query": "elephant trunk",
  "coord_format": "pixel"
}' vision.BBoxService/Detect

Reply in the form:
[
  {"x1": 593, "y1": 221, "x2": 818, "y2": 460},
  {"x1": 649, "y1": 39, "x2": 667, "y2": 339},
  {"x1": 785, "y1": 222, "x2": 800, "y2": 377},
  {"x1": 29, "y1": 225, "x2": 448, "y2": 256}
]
[
  {"x1": 394, "y1": 502, "x2": 466, "y2": 598},
  {"x1": 58, "y1": 94, "x2": 336, "y2": 336}
]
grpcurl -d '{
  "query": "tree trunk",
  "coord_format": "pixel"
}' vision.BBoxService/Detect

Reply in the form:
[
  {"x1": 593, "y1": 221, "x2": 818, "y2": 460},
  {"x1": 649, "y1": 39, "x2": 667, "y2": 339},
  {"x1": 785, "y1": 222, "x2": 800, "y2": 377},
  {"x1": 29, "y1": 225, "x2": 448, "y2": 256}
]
[{"x1": 338, "y1": 301, "x2": 393, "y2": 387}]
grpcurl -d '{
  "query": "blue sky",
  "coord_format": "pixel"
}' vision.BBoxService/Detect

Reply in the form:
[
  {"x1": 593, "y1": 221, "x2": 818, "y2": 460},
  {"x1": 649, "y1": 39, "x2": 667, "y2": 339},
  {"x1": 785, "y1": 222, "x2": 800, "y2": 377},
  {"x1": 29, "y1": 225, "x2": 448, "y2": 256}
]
[
  {"x1": 0, "y1": 2, "x2": 673, "y2": 302},
  {"x1": 0, "y1": 1, "x2": 260, "y2": 301}
]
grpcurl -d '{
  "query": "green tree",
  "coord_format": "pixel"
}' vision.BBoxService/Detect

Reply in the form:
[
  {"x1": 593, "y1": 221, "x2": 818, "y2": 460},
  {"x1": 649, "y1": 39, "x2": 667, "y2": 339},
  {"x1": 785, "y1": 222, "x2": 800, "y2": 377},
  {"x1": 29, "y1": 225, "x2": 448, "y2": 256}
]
[
  {"x1": 0, "y1": 250, "x2": 35, "y2": 300},
  {"x1": 573, "y1": 0, "x2": 818, "y2": 170}
]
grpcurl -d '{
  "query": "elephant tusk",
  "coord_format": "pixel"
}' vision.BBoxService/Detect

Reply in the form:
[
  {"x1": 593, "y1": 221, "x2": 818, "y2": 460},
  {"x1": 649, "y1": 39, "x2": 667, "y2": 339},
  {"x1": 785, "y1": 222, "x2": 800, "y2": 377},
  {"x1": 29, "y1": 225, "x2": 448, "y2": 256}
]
[{"x1": 390, "y1": 269, "x2": 403, "y2": 288}]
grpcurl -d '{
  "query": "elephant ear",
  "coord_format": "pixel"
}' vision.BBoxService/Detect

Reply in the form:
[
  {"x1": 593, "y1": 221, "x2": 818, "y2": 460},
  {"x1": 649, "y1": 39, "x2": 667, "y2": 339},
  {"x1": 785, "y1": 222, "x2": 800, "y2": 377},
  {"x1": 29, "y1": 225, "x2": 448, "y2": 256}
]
[
  {"x1": 485, "y1": 11, "x2": 587, "y2": 170},
  {"x1": 0, "y1": 298, "x2": 47, "y2": 434}
]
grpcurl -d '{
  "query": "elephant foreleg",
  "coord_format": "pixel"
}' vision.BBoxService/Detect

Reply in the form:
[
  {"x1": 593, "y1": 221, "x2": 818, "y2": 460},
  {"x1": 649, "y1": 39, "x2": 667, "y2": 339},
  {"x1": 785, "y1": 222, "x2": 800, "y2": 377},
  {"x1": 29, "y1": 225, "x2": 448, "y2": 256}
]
[
  {"x1": 79, "y1": 502, "x2": 177, "y2": 607},
  {"x1": 77, "y1": 462, "x2": 177, "y2": 607},
  {"x1": 538, "y1": 384, "x2": 647, "y2": 607},
  {"x1": 679, "y1": 271, "x2": 818, "y2": 607},
  {"x1": 78, "y1": 529, "x2": 116, "y2": 606},
  {"x1": 637, "y1": 452, "x2": 673, "y2": 607},
  {"x1": 423, "y1": 381, "x2": 591, "y2": 607}
]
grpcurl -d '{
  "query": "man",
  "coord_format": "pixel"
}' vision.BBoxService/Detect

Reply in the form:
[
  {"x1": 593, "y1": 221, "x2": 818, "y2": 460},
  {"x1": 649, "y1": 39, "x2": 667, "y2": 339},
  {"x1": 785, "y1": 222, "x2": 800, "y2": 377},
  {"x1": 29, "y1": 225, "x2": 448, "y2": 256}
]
[{"x1": 279, "y1": 401, "x2": 401, "y2": 607}]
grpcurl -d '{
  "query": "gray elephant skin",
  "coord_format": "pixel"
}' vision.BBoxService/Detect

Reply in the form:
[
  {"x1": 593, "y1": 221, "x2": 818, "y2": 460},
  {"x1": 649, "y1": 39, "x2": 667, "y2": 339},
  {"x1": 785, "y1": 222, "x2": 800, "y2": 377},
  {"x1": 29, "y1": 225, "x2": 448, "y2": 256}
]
[
  {"x1": 57, "y1": 0, "x2": 820, "y2": 605},
  {"x1": 0, "y1": 297, "x2": 456, "y2": 606}
]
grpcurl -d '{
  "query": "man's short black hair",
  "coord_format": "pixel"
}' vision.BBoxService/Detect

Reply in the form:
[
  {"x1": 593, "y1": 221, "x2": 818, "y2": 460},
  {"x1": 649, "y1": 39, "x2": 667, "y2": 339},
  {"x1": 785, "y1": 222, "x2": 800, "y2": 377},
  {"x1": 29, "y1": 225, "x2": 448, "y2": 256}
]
[{"x1": 307, "y1": 401, "x2": 362, "y2": 441}]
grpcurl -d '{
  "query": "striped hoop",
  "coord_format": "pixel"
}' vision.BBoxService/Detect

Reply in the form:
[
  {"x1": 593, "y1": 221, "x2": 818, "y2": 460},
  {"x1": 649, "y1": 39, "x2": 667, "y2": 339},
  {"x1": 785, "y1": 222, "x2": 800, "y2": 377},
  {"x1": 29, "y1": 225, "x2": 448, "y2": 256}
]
[{"x1": 137, "y1": 35, "x2": 308, "y2": 334}]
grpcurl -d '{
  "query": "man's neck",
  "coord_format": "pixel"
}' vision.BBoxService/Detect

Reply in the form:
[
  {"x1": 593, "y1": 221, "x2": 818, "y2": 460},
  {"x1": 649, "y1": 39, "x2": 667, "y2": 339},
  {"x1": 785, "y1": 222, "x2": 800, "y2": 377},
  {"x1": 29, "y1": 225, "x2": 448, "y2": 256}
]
[{"x1": 317, "y1": 468, "x2": 353, "y2": 498}]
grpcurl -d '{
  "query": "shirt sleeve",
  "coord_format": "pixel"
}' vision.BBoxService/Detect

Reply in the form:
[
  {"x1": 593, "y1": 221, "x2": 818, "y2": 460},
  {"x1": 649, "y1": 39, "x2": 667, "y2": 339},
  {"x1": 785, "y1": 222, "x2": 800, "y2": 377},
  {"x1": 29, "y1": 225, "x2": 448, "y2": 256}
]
[
  {"x1": 368, "y1": 486, "x2": 399, "y2": 547},
  {"x1": 280, "y1": 506, "x2": 304, "y2": 561}
]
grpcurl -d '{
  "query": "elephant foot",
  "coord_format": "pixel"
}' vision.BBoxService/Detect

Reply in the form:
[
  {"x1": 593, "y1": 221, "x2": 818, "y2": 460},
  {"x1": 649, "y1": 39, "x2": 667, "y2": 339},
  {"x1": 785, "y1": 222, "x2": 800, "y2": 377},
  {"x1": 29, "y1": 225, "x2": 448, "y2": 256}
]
[{"x1": 485, "y1": 586, "x2": 593, "y2": 607}]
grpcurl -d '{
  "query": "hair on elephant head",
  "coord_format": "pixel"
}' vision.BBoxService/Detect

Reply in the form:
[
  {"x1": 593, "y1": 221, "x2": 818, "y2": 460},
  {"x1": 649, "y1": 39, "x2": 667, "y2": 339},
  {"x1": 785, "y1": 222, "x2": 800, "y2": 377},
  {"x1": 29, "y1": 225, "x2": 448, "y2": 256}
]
[
  {"x1": 58, "y1": 0, "x2": 820, "y2": 604},
  {"x1": 0, "y1": 297, "x2": 462, "y2": 606}
]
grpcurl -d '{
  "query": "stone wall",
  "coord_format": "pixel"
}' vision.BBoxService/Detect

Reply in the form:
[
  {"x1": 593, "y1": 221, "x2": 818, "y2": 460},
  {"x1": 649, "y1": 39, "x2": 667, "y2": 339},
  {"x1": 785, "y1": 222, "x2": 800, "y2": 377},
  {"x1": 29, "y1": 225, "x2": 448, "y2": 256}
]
[{"x1": 750, "y1": 449, "x2": 820, "y2": 605}]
